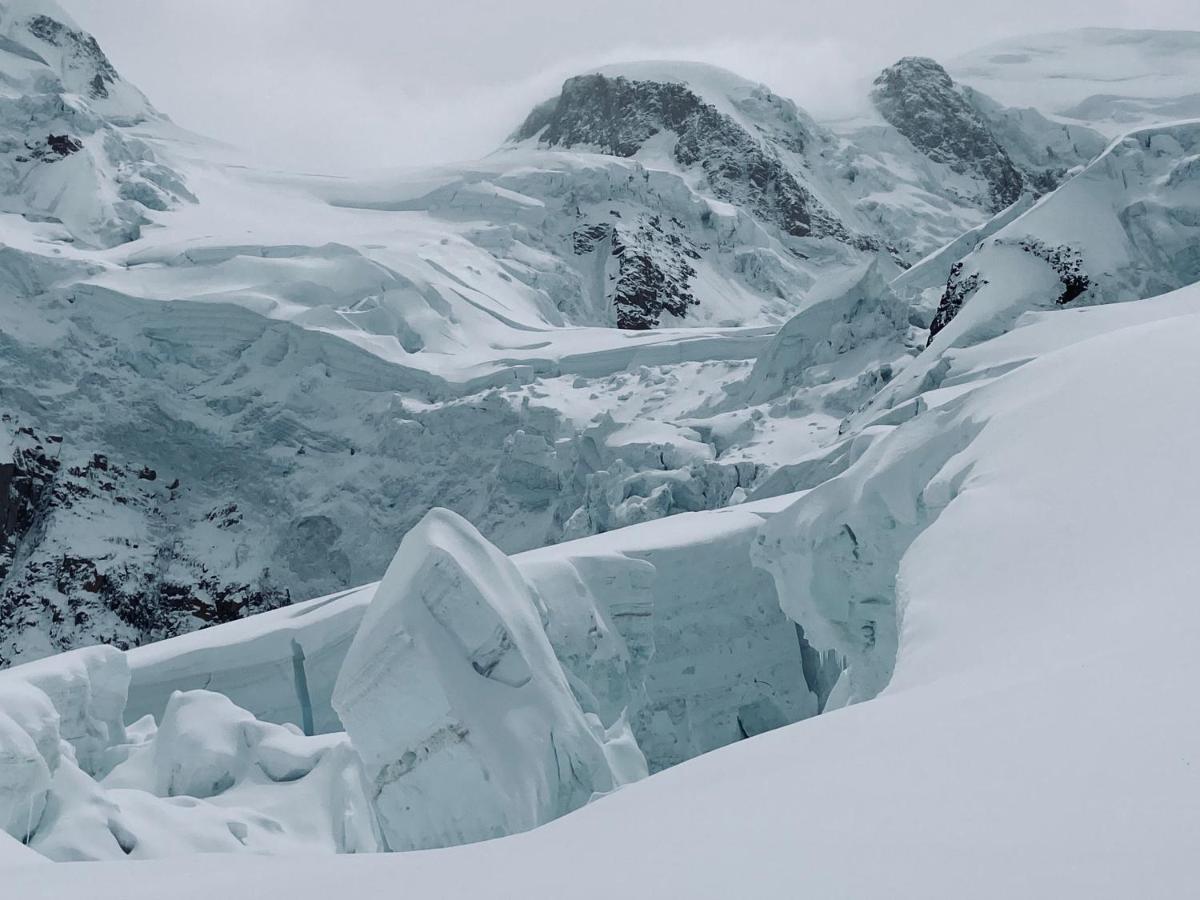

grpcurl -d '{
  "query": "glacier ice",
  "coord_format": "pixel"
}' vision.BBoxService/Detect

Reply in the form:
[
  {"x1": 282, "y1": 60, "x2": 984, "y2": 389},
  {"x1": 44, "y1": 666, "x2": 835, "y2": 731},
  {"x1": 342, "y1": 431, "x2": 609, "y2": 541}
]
[
  {"x1": 331, "y1": 508, "x2": 646, "y2": 850},
  {"x1": 0, "y1": 645, "x2": 381, "y2": 860}
]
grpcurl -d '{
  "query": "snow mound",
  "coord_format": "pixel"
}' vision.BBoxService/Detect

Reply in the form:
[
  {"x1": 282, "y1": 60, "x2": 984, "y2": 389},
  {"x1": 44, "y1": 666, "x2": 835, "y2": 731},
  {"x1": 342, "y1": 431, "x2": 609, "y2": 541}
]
[
  {"x1": 737, "y1": 260, "x2": 910, "y2": 406},
  {"x1": 331, "y1": 508, "x2": 646, "y2": 850},
  {"x1": 0, "y1": 647, "x2": 380, "y2": 860}
]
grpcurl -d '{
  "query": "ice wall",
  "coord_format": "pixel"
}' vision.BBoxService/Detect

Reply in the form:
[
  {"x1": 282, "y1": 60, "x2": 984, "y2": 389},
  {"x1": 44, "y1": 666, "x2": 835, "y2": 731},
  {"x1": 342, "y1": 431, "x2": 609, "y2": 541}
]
[{"x1": 331, "y1": 509, "x2": 645, "y2": 850}]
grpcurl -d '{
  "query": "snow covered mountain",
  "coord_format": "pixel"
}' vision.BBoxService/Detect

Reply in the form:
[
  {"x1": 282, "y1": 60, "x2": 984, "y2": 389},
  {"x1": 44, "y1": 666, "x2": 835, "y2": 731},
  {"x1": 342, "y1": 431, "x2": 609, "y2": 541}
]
[
  {"x1": 0, "y1": 0, "x2": 192, "y2": 246},
  {"x1": 3, "y1": 8, "x2": 1200, "y2": 892}
]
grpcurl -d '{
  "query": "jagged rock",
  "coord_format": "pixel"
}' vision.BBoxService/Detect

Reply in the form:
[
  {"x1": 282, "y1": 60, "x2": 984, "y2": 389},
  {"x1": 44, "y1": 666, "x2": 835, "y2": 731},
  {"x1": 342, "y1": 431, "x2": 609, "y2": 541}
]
[
  {"x1": 517, "y1": 71, "x2": 876, "y2": 249},
  {"x1": 928, "y1": 261, "x2": 988, "y2": 342},
  {"x1": 872, "y1": 57, "x2": 1024, "y2": 212}
]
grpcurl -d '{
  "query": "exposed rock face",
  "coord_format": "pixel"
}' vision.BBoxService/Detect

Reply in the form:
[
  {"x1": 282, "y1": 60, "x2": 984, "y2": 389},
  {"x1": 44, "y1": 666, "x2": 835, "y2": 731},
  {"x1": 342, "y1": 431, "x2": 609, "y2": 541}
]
[
  {"x1": 0, "y1": 421, "x2": 60, "y2": 586},
  {"x1": 24, "y1": 13, "x2": 120, "y2": 100},
  {"x1": 928, "y1": 261, "x2": 987, "y2": 342},
  {"x1": 517, "y1": 73, "x2": 874, "y2": 248},
  {"x1": 571, "y1": 214, "x2": 701, "y2": 329},
  {"x1": 0, "y1": 422, "x2": 292, "y2": 668},
  {"x1": 871, "y1": 57, "x2": 1106, "y2": 217},
  {"x1": 872, "y1": 57, "x2": 1024, "y2": 212}
]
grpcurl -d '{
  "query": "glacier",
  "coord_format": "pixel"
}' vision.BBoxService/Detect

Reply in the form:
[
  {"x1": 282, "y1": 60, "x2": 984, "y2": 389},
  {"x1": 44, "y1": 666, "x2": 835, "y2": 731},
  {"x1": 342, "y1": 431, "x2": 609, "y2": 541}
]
[{"x1": 3, "y1": 2, "x2": 1200, "y2": 895}]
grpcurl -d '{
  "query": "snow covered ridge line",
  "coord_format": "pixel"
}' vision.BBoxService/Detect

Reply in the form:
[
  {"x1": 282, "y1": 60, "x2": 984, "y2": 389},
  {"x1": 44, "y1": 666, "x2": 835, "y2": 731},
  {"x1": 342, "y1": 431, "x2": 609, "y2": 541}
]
[
  {"x1": 0, "y1": 0, "x2": 192, "y2": 246},
  {"x1": 887, "y1": 116, "x2": 1200, "y2": 366}
]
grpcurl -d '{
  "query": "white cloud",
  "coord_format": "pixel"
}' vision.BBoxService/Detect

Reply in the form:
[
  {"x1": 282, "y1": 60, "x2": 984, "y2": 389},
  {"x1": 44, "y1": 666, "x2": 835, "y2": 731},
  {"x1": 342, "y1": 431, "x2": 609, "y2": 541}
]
[{"x1": 59, "y1": 0, "x2": 1200, "y2": 172}]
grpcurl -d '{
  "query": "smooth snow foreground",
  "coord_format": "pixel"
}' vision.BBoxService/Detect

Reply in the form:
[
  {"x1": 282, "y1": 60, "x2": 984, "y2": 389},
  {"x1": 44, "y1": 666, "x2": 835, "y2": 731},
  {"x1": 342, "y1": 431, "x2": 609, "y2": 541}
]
[{"x1": 5, "y1": 279, "x2": 1200, "y2": 896}]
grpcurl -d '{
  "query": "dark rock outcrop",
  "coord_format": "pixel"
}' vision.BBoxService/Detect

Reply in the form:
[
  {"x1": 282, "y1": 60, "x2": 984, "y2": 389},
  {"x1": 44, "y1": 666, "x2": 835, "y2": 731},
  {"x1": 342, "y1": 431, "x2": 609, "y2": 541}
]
[
  {"x1": 517, "y1": 73, "x2": 874, "y2": 249},
  {"x1": 928, "y1": 261, "x2": 988, "y2": 342},
  {"x1": 872, "y1": 57, "x2": 1024, "y2": 212},
  {"x1": 572, "y1": 214, "x2": 702, "y2": 328},
  {"x1": 0, "y1": 422, "x2": 290, "y2": 668},
  {"x1": 26, "y1": 13, "x2": 120, "y2": 100}
]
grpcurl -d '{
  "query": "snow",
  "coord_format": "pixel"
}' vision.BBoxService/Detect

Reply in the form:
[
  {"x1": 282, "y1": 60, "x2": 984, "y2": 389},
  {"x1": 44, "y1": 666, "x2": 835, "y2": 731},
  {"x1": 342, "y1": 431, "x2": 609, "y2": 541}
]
[
  {"x1": 0, "y1": 647, "x2": 382, "y2": 860},
  {"x1": 330, "y1": 508, "x2": 644, "y2": 850},
  {"x1": 9, "y1": 251, "x2": 1200, "y2": 897},
  {"x1": 5, "y1": 10, "x2": 1200, "y2": 893},
  {"x1": 125, "y1": 493, "x2": 819, "y2": 774},
  {"x1": 950, "y1": 28, "x2": 1200, "y2": 136}
]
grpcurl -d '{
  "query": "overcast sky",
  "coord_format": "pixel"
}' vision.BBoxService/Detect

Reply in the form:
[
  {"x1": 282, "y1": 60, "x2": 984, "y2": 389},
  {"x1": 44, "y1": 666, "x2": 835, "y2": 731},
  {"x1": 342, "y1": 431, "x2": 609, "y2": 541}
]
[{"x1": 62, "y1": 0, "x2": 1199, "y2": 173}]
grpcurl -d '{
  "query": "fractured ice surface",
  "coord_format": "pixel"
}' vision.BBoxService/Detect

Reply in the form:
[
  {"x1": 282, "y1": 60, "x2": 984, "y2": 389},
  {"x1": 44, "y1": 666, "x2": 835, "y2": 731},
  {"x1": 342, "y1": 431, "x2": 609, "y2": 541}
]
[
  {"x1": 0, "y1": 646, "x2": 380, "y2": 860},
  {"x1": 331, "y1": 509, "x2": 645, "y2": 850}
]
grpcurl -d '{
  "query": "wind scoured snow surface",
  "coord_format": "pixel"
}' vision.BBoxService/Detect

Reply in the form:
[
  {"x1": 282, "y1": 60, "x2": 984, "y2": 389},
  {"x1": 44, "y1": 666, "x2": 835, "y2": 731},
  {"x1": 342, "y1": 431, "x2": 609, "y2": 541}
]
[{"x1": 7, "y1": 270, "x2": 1200, "y2": 896}]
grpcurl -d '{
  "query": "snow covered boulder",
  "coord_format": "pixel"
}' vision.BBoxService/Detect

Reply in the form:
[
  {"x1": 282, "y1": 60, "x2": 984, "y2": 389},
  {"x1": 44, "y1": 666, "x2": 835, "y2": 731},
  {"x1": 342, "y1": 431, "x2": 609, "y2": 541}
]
[
  {"x1": 0, "y1": 646, "x2": 129, "y2": 849},
  {"x1": 5, "y1": 646, "x2": 129, "y2": 774},
  {"x1": 100, "y1": 690, "x2": 381, "y2": 856},
  {"x1": 332, "y1": 508, "x2": 646, "y2": 851}
]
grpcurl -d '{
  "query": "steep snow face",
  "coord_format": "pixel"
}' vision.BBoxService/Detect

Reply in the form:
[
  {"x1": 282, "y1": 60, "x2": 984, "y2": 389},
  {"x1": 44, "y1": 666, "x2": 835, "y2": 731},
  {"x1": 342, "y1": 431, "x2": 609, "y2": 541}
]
[
  {"x1": 330, "y1": 509, "x2": 645, "y2": 851},
  {"x1": 123, "y1": 497, "x2": 820, "y2": 776},
  {"x1": 950, "y1": 28, "x2": 1200, "y2": 137},
  {"x1": 0, "y1": 1, "x2": 192, "y2": 246},
  {"x1": 734, "y1": 261, "x2": 912, "y2": 407}
]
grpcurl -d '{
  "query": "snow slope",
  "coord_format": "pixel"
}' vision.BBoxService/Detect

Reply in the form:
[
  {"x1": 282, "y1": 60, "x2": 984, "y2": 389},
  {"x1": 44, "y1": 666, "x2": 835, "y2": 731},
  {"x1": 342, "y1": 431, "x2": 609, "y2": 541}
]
[
  {"x1": 847, "y1": 117, "x2": 1200, "y2": 434},
  {"x1": 0, "y1": 0, "x2": 192, "y2": 245},
  {"x1": 8, "y1": 254, "x2": 1200, "y2": 896}
]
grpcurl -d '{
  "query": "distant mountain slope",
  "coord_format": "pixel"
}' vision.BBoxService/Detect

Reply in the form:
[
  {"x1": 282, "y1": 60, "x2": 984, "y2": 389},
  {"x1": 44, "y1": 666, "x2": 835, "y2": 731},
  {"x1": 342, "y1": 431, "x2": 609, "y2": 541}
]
[
  {"x1": 949, "y1": 28, "x2": 1200, "y2": 135},
  {"x1": 0, "y1": 0, "x2": 193, "y2": 246}
]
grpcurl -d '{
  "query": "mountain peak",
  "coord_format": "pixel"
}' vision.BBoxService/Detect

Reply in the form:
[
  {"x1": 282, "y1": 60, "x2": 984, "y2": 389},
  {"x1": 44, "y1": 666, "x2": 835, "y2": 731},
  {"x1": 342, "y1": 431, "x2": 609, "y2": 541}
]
[
  {"x1": 0, "y1": 0, "x2": 155, "y2": 122},
  {"x1": 511, "y1": 66, "x2": 873, "y2": 250},
  {"x1": 871, "y1": 55, "x2": 1023, "y2": 211}
]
